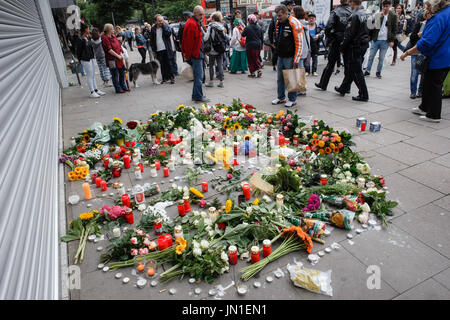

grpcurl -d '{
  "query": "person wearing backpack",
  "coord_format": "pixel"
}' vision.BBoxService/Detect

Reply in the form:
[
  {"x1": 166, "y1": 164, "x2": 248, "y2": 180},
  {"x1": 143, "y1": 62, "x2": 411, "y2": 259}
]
[
  {"x1": 229, "y1": 18, "x2": 248, "y2": 74},
  {"x1": 242, "y1": 14, "x2": 264, "y2": 78},
  {"x1": 204, "y1": 11, "x2": 228, "y2": 88}
]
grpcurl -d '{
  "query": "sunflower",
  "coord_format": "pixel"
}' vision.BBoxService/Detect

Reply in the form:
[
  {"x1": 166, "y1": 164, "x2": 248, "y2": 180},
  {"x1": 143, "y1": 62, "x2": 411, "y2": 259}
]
[
  {"x1": 113, "y1": 117, "x2": 123, "y2": 124},
  {"x1": 311, "y1": 139, "x2": 319, "y2": 146},
  {"x1": 333, "y1": 148, "x2": 340, "y2": 154},
  {"x1": 329, "y1": 143, "x2": 336, "y2": 149},
  {"x1": 319, "y1": 148, "x2": 325, "y2": 155},
  {"x1": 83, "y1": 134, "x2": 90, "y2": 143},
  {"x1": 312, "y1": 133, "x2": 318, "y2": 139},
  {"x1": 233, "y1": 123, "x2": 242, "y2": 131},
  {"x1": 177, "y1": 104, "x2": 185, "y2": 110},
  {"x1": 325, "y1": 147, "x2": 332, "y2": 154}
]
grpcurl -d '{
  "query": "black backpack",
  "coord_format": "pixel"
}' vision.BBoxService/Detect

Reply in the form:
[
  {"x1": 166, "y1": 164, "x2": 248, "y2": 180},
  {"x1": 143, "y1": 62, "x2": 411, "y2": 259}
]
[{"x1": 210, "y1": 26, "x2": 227, "y2": 54}]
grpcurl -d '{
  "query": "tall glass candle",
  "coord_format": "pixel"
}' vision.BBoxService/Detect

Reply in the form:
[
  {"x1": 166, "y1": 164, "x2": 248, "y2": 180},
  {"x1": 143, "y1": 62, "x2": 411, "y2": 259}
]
[
  {"x1": 155, "y1": 160, "x2": 161, "y2": 170},
  {"x1": 123, "y1": 155, "x2": 131, "y2": 169},
  {"x1": 251, "y1": 246, "x2": 260, "y2": 264},
  {"x1": 228, "y1": 246, "x2": 238, "y2": 265},
  {"x1": 262, "y1": 239, "x2": 272, "y2": 258},
  {"x1": 100, "y1": 180, "x2": 107, "y2": 191},
  {"x1": 125, "y1": 208, "x2": 134, "y2": 224},
  {"x1": 95, "y1": 177, "x2": 102, "y2": 188},
  {"x1": 82, "y1": 183, "x2": 92, "y2": 200},
  {"x1": 163, "y1": 167, "x2": 169, "y2": 177},
  {"x1": 202, "y1": 181, "x2": 208, "y2": 192},
  {"x1": 242, "y1": 184, "x2": 251, "y2": 201},
  {"x1": 122, "y1": 194, "x2": 131, "y2": 208}
]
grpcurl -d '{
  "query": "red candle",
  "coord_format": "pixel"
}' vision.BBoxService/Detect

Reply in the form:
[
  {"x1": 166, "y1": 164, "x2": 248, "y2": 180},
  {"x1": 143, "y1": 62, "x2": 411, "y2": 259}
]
[
  {"x1": 95, "y1": 177, "x2": 102, "y2": 188},
  {"x1": 131, "y1": 141, "x2": 136, "y2": 147},
  {"x1": 165, "y1": 234, "x2": 173, "y2": 247},
  {"x1": 125, "y1": 208, "x2": 134, "y2": 224},
  {"x1": 360, "y1": 122, "x2": 366, "y2": 132},
  {"x1": 100, "y1": 180, "x2": 107, "y2": 191},
  {"x1": 279, "y1": 134, "x2": 285, "y2": 146},
  {"x1": 155, "y1": 138, "x2": 160, "y2": 145},
  {"x1": 233, "y1": 143, "x2": 239, "y2": 155},
  {"x1": 262, "y1": 240, "x2": 272, "y2": 258},
  {"x1": 155, "y1": 160, "x2": 161, "y2": 170},
  {"x1": 138, "y1": 163, "x2": 144, "y2": 173},
  {"x1": 251, "y1": 246, "x2": 260, "y2": 264},
  {"x1": 122, "y1": 194, "x2": 131, "y2": 208},
  {"x1": 177, "y1": 200, "x2": 186, "y2": 217},
  {"x1": 114, "y1": 153, "x2": 120, "y2": 159},
  {"x1": 242, "y1": 184, "x2": 251, "y2": 201},
  {"x1": 123, "y1": 155, "x2": 131, "y2": 169},
  {"x1": 233, "y1": 158, "x2": 239, "y2": 166},
  {"x1": 157, "y1": 235, "x2": 168, "y2": 250},
  {"x1": 202, "y1": 181, "x2": 208, "y2": 192},
  {"x1": 154, "y1": 218, "x2": 163, "y2": 235},
  {"x1": 125, "y1": 141, "x2": 131, "y2": 148},
  {"x1": 163, "y1": 167, "x2": 169, "y2": 177},
  {"x1": 183, "y1": 196, "x2": 191, "y2": 213},
  {"x1": 228, "y1": 246, "x2": 238, "y2": 265},
  {"x1": 320, "y1": 174, "x2": 328, "y2": 185}
]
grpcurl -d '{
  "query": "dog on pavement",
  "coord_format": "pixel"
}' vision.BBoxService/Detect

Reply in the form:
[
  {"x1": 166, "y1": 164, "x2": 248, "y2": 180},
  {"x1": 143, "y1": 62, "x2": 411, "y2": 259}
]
[{"x1": 128, "y1": 60, "x2": 160, "y2": 88}]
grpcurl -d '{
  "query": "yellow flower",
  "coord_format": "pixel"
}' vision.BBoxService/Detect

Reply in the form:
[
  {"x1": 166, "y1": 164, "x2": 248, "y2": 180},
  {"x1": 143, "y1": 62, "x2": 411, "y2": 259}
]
[
  {"x1": 233, "y1": 123, "x2": 242, "y2": 131},
  {"x1": 83, "y1": 130, "x2": 88, "y2": 134},
  {"x1": 253, "y1": 198, "x2": 260, "y2": 206},
  {"x1": 80, "y1": 212, "x2": 94, "y2": 220},
  {"x1": 225, "y1": 200, "x2": 233, "y2": 213},
  {"x1": 175, "y1": 245, "x2": 185, "y2": 255},
  {"x1": 177, "y1": 104, "x2": 185, "y2": 110},
  {"x1": 151, "y1": 113, "x2": 158, "y2": 117},
  {"x1": 175, "y1": 236, "x2": 187, "y2": 246},
  {"x1": 318, "y1": 140, "x2": 325, "y2": 148},
  {"x1": 336, "y1": 136, "x2": 342, "y2": 142},
  {"x1": 113, "y1": 117, "x2": 123, "y2": 124}
]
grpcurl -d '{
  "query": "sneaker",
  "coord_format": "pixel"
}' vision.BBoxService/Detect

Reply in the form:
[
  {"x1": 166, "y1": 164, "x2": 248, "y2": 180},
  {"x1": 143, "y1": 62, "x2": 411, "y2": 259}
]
[
  {"x1": 364, "y1": 71, "x2": 370, "y2": 76},
  {"x1": 391, "y1": 61, "x2": 396, "y2": 66},
  {"x1": 205, "y1": 82, "x2": 214, "y2": 87},
  {"x1": 298, "y1": 91, "x2": 306, "y2": 96},
  {"x1": 285, "y1": 101, "x2": 297, "y2": 108},
  {"x1": 257, "y1": 70, "x2": 263, "y2": 78},
  {"x1": 272, "y1": 98, "x2": 286, "y2": 105},
  {"x1": 410, "y1": 93, "x2": 416, "y2": 99},
  {"x1": 248, "y1": 73, "x2": 256, "y2": 78},
  {"x1": 273, "y1": 66, "x2": 277, "y2": 71},
  {"x1": 95, "y1": 89, "x2": 106, "y2": 96},
  {"x1": 241, "y1": 71, "x2": 247, "y2": 74},
  {"x1": 313, "y1": 72, "x2": 319, "y2": 76},
  {"x1": 416, "y1": 93, "x2": 422, "y2": 98},
  {"x1": 170, "y1": 79, "x2": 175, "y2": 84},
  {"x1": 90, "y1": 92, "x2": 100, "y2": 98},
  {"x1": 305, "y1": 72, "x2": 309, "y2": 76},
  {"x1": 419, "y1": 115, "x2": 440, "y2": 123},
  {"x1": 217, "y1": 82, "x2": 224, "y2": 88},
  {"x1": 376, "y1": 72, "x2": 382, "y2": 79},
  {"x1": 411, "y1": 107, "x2": 426, "y2": 116},
  {"x1": 104, "y1": 82, "x2": 113, "y2": 87}
]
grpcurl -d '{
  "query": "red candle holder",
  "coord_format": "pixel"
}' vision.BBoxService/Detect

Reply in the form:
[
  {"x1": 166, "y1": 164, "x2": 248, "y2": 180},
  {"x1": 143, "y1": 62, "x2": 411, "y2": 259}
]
[
  {"x1": 100, "y1": 180, "x2": 107, "y2": 191},
  {"x1": 202, "y1": 181, "x2": 208, "y2": 193},
  {"x1": 155, "y1": 160, "x2": 161, "y2": 170},
  {"x1": 242, "y1": 184, "x2": 251, "y2": 201},
  {"x1": 157, "y1": 235, "x2": 168, "y2": 250},
  {"x1": 95, "y1": 177, "x2": 102, "y2": 188},
  {"x1": 122, "y1": 194, "x2": 131, "y2": 208},
  {"x1": 123, "y1": 155, "x2": 131, "y2": 169},
  {"x1": 228, "y1": 246, "x2": 238, "y2": 265},
  {"x1": 125, "y1": 209, "x2": 134, "y2": 224},
  {"x1": 177, "y1": 200, "x2": 186, "y2": 217},
  {"x1": 163, "y1": 167, "x2": 169, "y2": 177}
]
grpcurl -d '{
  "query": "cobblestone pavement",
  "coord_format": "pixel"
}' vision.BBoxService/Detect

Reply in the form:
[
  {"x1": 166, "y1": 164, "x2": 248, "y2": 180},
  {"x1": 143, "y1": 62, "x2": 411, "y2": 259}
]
[{"x1": 62, "y1": 48, "x2": 450, "y2": 300}]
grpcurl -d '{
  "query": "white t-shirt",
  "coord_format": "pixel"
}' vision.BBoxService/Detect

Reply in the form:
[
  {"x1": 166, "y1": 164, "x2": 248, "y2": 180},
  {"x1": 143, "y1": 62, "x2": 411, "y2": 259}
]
[
  {"x1": 378, "y1": 14, "x2": 388, "y2": 41},
  {"x1": 156, "y1": 28, "x2": 166, "y2": 51}
]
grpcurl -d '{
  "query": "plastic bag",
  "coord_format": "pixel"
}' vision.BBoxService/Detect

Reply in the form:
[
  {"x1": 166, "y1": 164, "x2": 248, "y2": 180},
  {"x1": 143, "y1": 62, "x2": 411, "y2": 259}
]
[
  {"x1": 181, "y1": 63, "x2": 194, "y2": 81},
  {"x1": 282, "y1": 67, "x2": 307, "y2": 93},
  {"x1": 287, "y1": 262, "x2": 333, "y2": 296},
  {"x1": 90, "y1": 122, "x2": 110, "y2": 144},
  {"x1": 383, "y1": 47, "x2": 394, "y2": 67}
]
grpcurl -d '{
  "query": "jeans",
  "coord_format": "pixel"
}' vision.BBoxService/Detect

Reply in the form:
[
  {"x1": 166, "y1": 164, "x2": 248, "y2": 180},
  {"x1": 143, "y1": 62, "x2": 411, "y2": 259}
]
[
  {"x1": 277, "y1": 57, "x2": 299, "y2": 102},
  {"x1": 191, "y1": 57, "x2": 204, "y2": 100},
  {"x1": 81, "y1": 59, "x2": 97, "y2": 93},
  {"x1": 410, "y1": 55, "x2": 423, "y2": 95},
  {"x1": 110, "y1": 67, "x2": 128, "y2": 93},
  {"x1": 209, "y1": 54, "x2": 224, "y2": 81},
  {"x1": 366, "y1": 40, "x2": 389, "y2": 74},
  {"x1": 305, "y1": 54, "x2": 318, "y2": 73},
  {"x1": 171, "y1": 51, "x2": 179, "y2": 76}
]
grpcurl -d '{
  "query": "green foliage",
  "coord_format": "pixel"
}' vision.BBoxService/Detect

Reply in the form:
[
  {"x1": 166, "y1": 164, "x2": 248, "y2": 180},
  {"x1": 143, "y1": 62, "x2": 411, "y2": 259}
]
[
  {"x1": 362, "y1": 191, "x2": 398, "y2": 226},
  {"x1": 264, "y1": 166, "x2": 300, "y2": 193}
]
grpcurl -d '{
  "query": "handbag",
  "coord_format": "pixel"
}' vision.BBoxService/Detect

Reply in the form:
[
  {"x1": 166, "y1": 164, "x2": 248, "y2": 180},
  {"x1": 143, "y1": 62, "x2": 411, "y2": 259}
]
[
  {"x1": 282, "y1": 67, "x2": 307, "y2": 93},
  {"x1": 415, "y1": 30, "x2": 449, "y2": 73}
]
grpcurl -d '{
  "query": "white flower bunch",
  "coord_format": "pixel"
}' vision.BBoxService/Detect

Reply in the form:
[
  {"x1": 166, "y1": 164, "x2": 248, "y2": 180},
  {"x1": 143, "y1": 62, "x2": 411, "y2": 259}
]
[
  {"x1": 200, "y1": 240, "x2": 209, "y2": 249},
  {"x1": 356, "y1": 162, "x2": 371, "y2": 175},
  {"x1": 84, "y1": 149, "x2": 102, "y2": 160},
  {"x1": 343, "y1": 163, "x2": 351, "y2": 169}
]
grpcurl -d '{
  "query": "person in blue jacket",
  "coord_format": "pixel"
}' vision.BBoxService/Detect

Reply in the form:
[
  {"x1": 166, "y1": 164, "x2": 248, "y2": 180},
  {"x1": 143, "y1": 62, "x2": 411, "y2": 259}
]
[
  {"x1": 401, "y1": 0, "x2": 450, "y2": 123},
  {"x1": 135, "y1": 27, "x2": 148, "y2": 63}
]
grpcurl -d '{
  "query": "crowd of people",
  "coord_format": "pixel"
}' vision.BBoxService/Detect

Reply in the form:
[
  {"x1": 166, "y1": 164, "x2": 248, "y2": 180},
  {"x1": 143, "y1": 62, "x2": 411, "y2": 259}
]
[{"x1": 73, "y1": 0, "x2": 449, "y2": 122}]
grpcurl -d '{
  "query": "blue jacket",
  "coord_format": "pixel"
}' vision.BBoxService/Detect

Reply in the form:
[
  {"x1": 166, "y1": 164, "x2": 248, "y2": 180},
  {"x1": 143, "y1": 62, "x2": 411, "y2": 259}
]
[
  {"x1": 135, "y1": 34, "x2": 147, "y2": 47},
  {"x1": 417, "y1": 6, "x2": 450, "y2": 70},
  {"x1": 150, "y1": 24, "x2": 175, "y2": 58}
]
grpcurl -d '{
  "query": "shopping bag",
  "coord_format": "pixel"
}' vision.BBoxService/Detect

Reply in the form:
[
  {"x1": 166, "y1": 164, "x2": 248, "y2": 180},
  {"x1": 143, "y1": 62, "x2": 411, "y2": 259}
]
[
  {"x1": 383, "y1": 47, "x2": 394, "y2": 66},
  {"x1": 282, "y1": 67, "x2": 307, "y2": 93},
  {"x1": 180, "y1": 63, "x2": 194, "y2": 81},
  {"x1": 443, "y1": 71, "x2": 450, "y2": 97}
]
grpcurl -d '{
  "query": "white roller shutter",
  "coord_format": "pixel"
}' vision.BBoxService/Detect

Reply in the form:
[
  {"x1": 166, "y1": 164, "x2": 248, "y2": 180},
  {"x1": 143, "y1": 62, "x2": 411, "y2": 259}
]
[{"x1": 0, "y1": 0, "x2": 64, "y2": 299}]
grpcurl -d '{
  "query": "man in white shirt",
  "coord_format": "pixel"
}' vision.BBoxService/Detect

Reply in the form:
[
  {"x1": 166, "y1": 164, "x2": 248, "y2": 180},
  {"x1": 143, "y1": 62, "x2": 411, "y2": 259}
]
[
  {"x1": 365, "y1": 0, "x2": 398, "y2": 78},
  {"x1": 151, "y1": 14, "x2": 176, "y2": 84}
]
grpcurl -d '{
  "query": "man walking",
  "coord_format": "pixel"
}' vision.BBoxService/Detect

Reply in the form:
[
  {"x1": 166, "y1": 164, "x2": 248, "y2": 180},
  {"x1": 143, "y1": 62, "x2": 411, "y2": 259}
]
[
  {"x1": 151, "y1": 14, "x2": 175, "y2": 84},
  {"x1": 271, "y1": 4, "x2": 303, "y2": 108},
  {"x1": 335, "y1": 0, "x2": 370, "y2": 101},
  {"x1": 315, "y1": 0, "x2": 352, "y2": 91},
  {"x1": 125, "y1": 27, "x2": 134, "y2": 51},
  {"x1": 364, "y1": 0, "x2": 397, "y2": 79},
  {"x1": 182, "y1": 5, "x2": 209, "y2": 103}
]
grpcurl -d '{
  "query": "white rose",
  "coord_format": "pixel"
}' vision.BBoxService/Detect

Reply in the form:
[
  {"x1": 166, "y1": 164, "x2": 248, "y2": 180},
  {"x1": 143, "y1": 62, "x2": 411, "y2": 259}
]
[
  {"x1": 333, "y1": 168, "x2": 341, "y2": 176},
  {"x1": 193, "y1": 247, "x2": 202, "y2": 256},
  {"x1": 337, "y1": 173, "x2": 345, "y2": 180},
  {"x1": 201, "y1": 211, "x2": 208, "y2": 219},
  {"x1": 221, "y1": 251, "x2": 229, "y2": 262},
  {"x1": 193, "y1": 220, "x2": 199, "y2": 226},
  {"x1": 171, "y1": 183, "x2": 177, "y2": 189},
  {"x1": 193, "y1": 210, "x2": 200, "y2": 216},
  {"x1": 345, "y1": 171, "x2": 352, "y2": 178},
  {"x1": 138, "y1": 204, "x2": 147, "y2": 211},
  {"x1": 193, "y1": 240, "x2": 200, "y2": 248},
  {"x1": 205, "y1": 226, "x2": 212, "y2": 232},
  {"x1": 204, "y1": 218, "x2": 212, "y2": 226},
  {"x1": 178, "y1": 186, "x2": 183, "y2": 192},
  {"x1": 360, "y1": 203, "x2": 371, "y2": 213},
  {"x1": 208, "y1": 230, "x2": 215, "y2": 237},
  {"x1": 356, "y1": 163, "x2": 364, "y2": 172},
  {"x1": 200, "y1": 240, "x2": 209, "y2": 249},
  {"x1": 246, "y1": 207, "x2": 253, "y2": 214},
  {"x1": 361, "y1": 164, "x2": 371, "y2": 175},
  {"x1": 367, "y1": 187, "x2": 378, "y2": 193}
]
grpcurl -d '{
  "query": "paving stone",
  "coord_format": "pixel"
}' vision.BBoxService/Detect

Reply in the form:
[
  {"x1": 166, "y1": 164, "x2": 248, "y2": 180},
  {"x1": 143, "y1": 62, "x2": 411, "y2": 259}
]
[
  {"x1": 361, "y1": 128, "x2": 409, "y2": 147},
  {"x1": 360, "y1": 150, "x2": 409, "y2": 176},
  {"x1": 403, "y1": 134, "x2": 450, "y2": 155},
  {"x1": 433, "y1": 267, "x2": 450, "y2": 290},
  {"x1": 377, "y1": 142, "x2": 440, "y2": 166},
  {"x1": 350, "y1": 135, "x2": 383, "y2": 153},
  {"x1": 431, "y1": 153, "x2": 450, "y2": 169},
  {"x1": 394, "y1": 204, "x2": 450, "y2": 258},
  {"x1": 433, "y1": 195, "x2": 450, "y2": 211},
  {"x1": 342, "y1": 224, "x2": 450, "y2": 293},
  {"x1": 366, "y1": 109, "x2": 416, "y2": 126},
  {"x1": 384, "y1": 120, "x2": 436, "y2": 138},
  {"x1": 393, "y1": 279, "x2": 450, "y2": 300},
  {"x1": 432, "y1": 127, "x2": 450, "y2": 139},
  {"x1": 398, "y1": 162, "x2": 450, "y2": 194},
  {"x1": 384, "y1": 173, "x2": 444, "y2": 212}
]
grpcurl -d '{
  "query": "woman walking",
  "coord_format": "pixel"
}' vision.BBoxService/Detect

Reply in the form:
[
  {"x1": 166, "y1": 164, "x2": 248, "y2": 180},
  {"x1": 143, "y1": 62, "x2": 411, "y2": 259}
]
[
  {"x1": 242, "y1": 14, "x2": 264, "y2": 78},
  {"x1": 204, "y1": 11, "x2": 227, "y2": 88},
  {"x1": 392, "y1": 3, "x2": 407, "y2": 65},
  {"x1": 229, "y1": 18, "x2": 248, "y2": 74},
  {"x1": 401, "y1": 0, "x2": 450, "y2": 122},
  {"x1": 91, "y1": 28, "x2": 112, "y2": 88},
  {"x1": 102, "y1": 23, "x2": 129, "y2": 94},
  {"x1": 77, "y1": 23, "x2": 106, "y2": 98},
  {"x1": 135, "y1": 27, "x2": 148, "y2": 63}
]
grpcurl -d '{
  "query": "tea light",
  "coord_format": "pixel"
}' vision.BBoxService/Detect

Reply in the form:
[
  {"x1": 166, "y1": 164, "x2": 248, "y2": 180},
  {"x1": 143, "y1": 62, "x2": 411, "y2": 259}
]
[
  {"x1": 276, "y1": 194, "x2": 284, "y2": 210},
  {"x1": 113, "y1": 227, "x2": 121, "y2": 238},
  {"x1": 320, "y1": 174, "x2": 328, "y2": 185}
]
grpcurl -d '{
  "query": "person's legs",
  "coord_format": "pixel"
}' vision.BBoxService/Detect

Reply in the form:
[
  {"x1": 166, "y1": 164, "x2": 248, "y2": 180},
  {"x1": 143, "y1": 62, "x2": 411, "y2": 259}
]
[
  {"x1": 318, "y1": 42, "x2": 340, "y2": 89},
  {"x1": 410, "y1": 55, "x2": 419, "y2": 95},
  {"x1": 90, "y1": 59, "x2": 98, "y2": 91},
  {"x1": 284, "y1": 58, "x2": 298, "y2": 102},
  {"x1": 247, "y1": 49, "x2": 256, "y2": 74},
  {"x1": 423, "y1": 68, "x2": 449, "y2": 119},
  {"x1": 110, "y1": 68, "x2": 122, "y2": 93},
  {"x1": 240, "y1": 50, "x2": 249, "y2": 72},
  {"x1": 138, "y1": 48, "x2": 147, "y2": 63},
  {"x1": 392, "y1": 40, "x2": 398, "y2": 64},
  {"x1": 365, "y1": 40, "x2": 379, "y2": 74},
  {"x1": 376, "y1": 40, "x2": 389, "y2": 74},
  {"x1": 171, "y1": 51, "x2": 179, "y2": 76},
  {"x1": 312, "y1": 54, "x2": 318, "y2": 73},
  {"x1": 97, "y1": 58, "x2": 111, "y2": 83},
  {"x1": 128, "y1": 38, "x2": 133, "y2": 51},
  {"x1": 81, "y1": 60, "x2": 95, "y2": 93},
  {"x1": 351, "y1": 48, "x2": 369, "y2": 99},
  {"x1": 118, "y1": 67, "x2": 128, "y2": 91},
  {"x1": 192, "y1": 58, "x2": 204, "y2": 100},
  {"x1": 339, "y1": 49, "x2": 352, "y2": 92},
  {"x1": 277, "y1": 58, "x2": 286, "y2": 100},
  {"x1": 209, "y1": 55, "x2": 217, "y2": 82},
  {"x1": 304, "y1": 54, "x2": 311, "y2": 73},
  {"x1": 216, "y1": 54, "x2": 224, "y2": 81}
]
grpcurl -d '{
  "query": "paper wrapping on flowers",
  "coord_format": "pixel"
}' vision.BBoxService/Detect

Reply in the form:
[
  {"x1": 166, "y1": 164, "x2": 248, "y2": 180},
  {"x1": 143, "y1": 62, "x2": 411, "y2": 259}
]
[
  {"x1": 249, "y1": 172, "x2": 274, "y2": 196},
  {"x1": 287, "y1": 262, "x2": 333, "y2": 296},
  {"x1": 143, "y1": 201, "x2": 173, "y2": 222},
  {"x1": 90, "y1": 122, "x2": 111, "y2": 144}
]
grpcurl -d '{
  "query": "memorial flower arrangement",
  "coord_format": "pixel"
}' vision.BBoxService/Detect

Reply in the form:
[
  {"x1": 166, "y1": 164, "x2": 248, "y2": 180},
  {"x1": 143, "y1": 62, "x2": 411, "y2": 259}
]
[{"x1": 61, "y1": 99, "x2": 397, "y2": 287}]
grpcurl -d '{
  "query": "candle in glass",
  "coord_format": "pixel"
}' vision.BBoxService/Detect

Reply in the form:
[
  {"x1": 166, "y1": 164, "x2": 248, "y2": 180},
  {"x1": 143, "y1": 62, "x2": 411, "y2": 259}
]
[
  {"x1": 242, "y1": 184, "x2": 251, "y2": 201},
  {"x1": 82, "y1": 183, "x2": 92, "y2": 200},
  {"x1": 123, "y1": 155, "x2": 131, "y2": 169},
  {"x1": 251, "y1": 246, "x2": 260, "y2": 264},
  {"x1": 262, "y1": 239, "x2": 272, "y2": 258},
  {"x1": 122, "y1": 194, "x2": 131, "y2": 208},
  {"x1": 163, "y1": 167, "x2": 169, "y2": 177}
]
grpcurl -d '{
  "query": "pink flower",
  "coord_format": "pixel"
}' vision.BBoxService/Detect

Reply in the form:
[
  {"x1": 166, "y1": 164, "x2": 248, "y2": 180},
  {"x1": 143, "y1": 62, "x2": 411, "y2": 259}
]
[
  {"x1": 286, "y1": 114, "x2": 292, "y2": 121},
  {"x1": 322, "y1": 131, "x2": 330, "y2": 135},
  {"x1": 338, "y1": 142, "x2": 344, "y2": 148},
  {"x1": 331, "y1": 137, "x2": 336, "y2": 143},
  {"x1": 227, "y1": 173, "x2": 233, "y2": 179},
  {"x1": 322, "y1": 136, "x2": 329, "y2": 142},
  {"x1": 145, "y1": 234, "x2": 151, "y2": 239},
  {"x1": 139, "y1": 248, "x2": 149, "y2": 256},
  {"x1": 200, "y1": 200, "x2": 207, "y2": 208},
  {"x1": 131, "y1": 248, "x2": 138, "y2": 256},
  {"x1": 131, "y1": 237, "x2": 138, "y2": 245},
  {"x1": 284, "y1": 126, "x2": 289, "y2": 131},
  {"x1": 136, "y1": 229, "x2": 144, "y2": 236},
  {"x1": 144, "y1": 238, "x2": 151, "y2": 247}
]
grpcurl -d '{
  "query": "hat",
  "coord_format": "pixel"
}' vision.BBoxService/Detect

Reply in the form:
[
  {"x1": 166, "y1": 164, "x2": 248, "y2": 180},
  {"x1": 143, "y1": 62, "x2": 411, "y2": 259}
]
[
  {"x1": 248, "y1": 14, "x2": 258, "y2": 23},
  {"x1": 281, "y1": 0, "x2": 295, "y2": 5},
  {"x1": 182, "y1": 11, "x2": 193, "y2": 18},
  {"x1": 308, "y1": 13, "x2": 316, "y2": 18}
]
